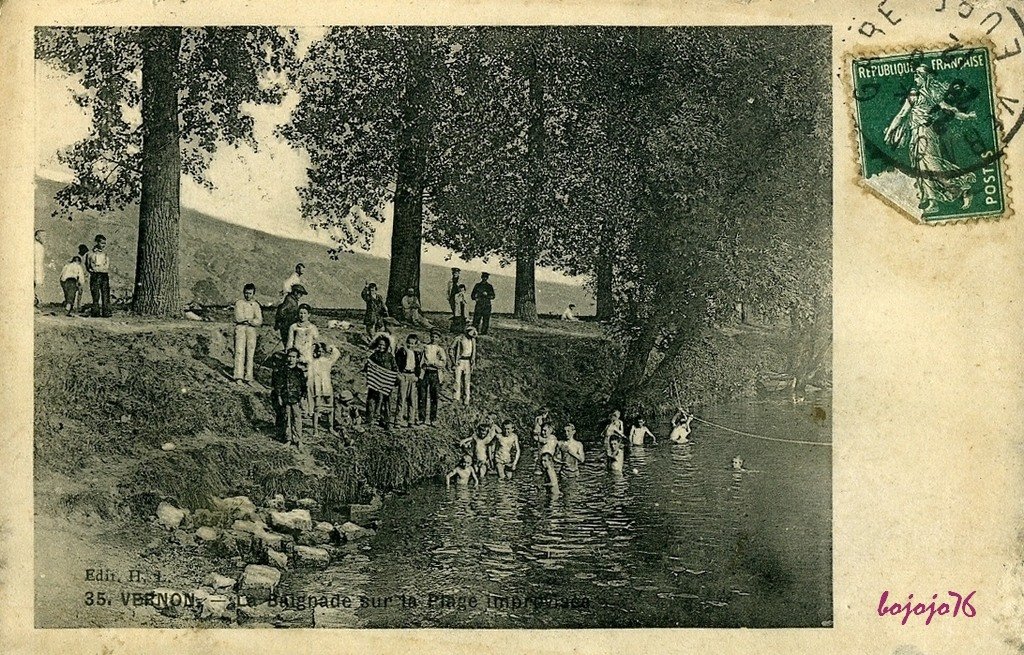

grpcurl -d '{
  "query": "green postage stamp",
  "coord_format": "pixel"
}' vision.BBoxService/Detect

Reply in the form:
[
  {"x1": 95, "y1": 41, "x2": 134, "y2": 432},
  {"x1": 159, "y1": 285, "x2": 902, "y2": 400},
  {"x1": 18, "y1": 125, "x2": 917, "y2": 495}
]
[{"x1": 850, "y1": 47, "x2": 1007, "y2": 224}]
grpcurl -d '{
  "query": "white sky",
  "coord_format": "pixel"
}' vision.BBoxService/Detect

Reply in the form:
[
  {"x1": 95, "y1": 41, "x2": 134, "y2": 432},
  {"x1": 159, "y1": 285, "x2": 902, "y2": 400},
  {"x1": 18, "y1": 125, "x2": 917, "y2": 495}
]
[{"x1": 34, "y1": 28, "x2": 581, "y2": 286}]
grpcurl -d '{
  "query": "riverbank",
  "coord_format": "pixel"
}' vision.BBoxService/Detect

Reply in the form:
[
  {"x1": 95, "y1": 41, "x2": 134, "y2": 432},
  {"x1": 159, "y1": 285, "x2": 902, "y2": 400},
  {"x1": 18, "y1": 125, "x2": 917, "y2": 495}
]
[
  {"x1": 33, "y1": 311, "x2": 618, "y2": 626},
  {"x1": 33, "y1": 309, "x2": 820, "y2": 626}
]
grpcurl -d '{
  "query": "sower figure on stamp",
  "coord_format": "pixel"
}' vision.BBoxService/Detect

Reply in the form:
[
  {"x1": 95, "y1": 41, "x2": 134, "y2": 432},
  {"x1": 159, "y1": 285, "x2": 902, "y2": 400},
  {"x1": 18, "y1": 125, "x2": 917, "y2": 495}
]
[
  {"x1": 470, "y1": 272, "x2": 495, "y2": 335},
  {"x1": 450, "y1": 326, "x2": 478, "y2": 406},
  {"x1": 232, "y1": 283, "x2": 263, "y2": 384},
  {"x1": 85, "y1": 234, "x2": 112, "y2": 317},
  {"x1": 884, "y1": 65, "x2": 976, "y2": 215}
]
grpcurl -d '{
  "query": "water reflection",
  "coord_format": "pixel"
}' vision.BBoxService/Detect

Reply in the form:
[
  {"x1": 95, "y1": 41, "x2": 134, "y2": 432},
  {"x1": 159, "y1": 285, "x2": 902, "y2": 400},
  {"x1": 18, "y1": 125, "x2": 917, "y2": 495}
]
[{"x1": 287, "y1": 399, "x2": 832, "y2": 628}]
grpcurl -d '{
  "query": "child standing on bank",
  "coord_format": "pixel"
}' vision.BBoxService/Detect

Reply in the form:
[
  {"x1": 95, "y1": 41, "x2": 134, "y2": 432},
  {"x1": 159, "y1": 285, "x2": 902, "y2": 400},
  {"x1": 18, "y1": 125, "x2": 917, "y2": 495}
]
[
  {"x1": 84, "y1": 234, "x2": 111, "y2": 317},
  {"x1": 271, "y1": 348, "x2": 306, "y2": 446},
  {"x1": 59, "y1": 256, "x2": 85, "y2": 316}
]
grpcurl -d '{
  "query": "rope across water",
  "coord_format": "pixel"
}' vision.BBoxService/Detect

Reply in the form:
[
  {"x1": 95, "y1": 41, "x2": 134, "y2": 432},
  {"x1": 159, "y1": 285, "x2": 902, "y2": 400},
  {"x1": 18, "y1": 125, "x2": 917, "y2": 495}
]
[{"x1": 691, "y1": 415, "x2": 832, "y2": 448}]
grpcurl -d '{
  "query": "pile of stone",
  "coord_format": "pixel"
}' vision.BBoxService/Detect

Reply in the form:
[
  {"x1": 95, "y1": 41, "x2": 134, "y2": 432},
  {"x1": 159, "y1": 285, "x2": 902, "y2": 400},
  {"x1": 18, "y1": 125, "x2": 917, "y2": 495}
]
[{"x1": 149, "y1": 494, "x2": 376, "y2": 624}]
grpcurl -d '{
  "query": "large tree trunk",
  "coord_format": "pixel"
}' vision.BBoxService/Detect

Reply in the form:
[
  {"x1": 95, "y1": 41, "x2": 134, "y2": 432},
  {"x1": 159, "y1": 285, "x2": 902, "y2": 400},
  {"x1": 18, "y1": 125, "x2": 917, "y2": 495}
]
[
  {"x1": 608, "y1": 317, "x2": 660, "y2": 409},
  {"x1": 386, "y1": 31, "x2": 432, "y2": 316},
  {"x1": 132, "y1": 27, "x2": 182, "y2": 317},
  {"x1": 514, "y1": 43, "x2": 545, "y2": 322},
  {"x1": 595, "y1": 215, "x2": 616, "y2": 321}
]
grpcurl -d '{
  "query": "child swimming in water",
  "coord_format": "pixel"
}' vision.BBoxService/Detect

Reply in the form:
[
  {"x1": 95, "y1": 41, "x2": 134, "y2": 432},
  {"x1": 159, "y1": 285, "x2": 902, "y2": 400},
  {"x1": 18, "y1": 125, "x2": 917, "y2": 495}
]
[
  {"x1": 606, "y1": 435, "x2": 625, "y2": 472},
  {"x1": 628, "y1": 417, "x2": 657, "y2": 446},
  {"x1": 670, "y1": 410, "x2": 695, "y2": 444},
  {"x1": 446, "y1": 454, "x2": 480, "y2": 486},
  {"x1": 460, "y1": 424, "x2": 496, "y2": 479},
  {"x1": 493, "y1": 420, "x2": 521, "y2": 480}
]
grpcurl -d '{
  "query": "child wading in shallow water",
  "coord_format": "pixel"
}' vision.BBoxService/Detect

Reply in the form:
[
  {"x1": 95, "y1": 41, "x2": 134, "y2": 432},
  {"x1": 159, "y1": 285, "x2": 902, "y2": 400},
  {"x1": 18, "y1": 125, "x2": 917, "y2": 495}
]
[
  {"x1": 670, "y1": 409, "x2": 695, "y2": 444},
  {"x1": 557, "y1": 424, "x2": 585, "y2": 477},
  {"x1": 629, "y1": 417, "x2": 657, "y2": 446},
  {"x1": 446, "y1": 454, "x2": 479, "y2": 486},
  {"x1": 493, "y1": 421, "x2": 521, "y2": 480},
  {"x1": 460, "y1": 423, "x2": 496, "y2": 479},
  {"x1": 606, "y1": 435, "x2": 625, "y2": 472}
]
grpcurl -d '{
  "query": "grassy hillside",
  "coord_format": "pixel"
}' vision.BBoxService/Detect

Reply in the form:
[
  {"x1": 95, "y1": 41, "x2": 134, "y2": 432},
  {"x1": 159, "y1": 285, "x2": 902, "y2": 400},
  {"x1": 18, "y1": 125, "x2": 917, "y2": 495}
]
[{"x1": 33, "y1": 177, "x2": 593, "y2": 314}]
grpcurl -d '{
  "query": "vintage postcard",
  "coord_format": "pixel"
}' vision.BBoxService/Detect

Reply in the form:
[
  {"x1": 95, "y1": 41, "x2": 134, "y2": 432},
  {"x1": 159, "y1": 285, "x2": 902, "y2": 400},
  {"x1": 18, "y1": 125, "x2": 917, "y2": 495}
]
[{"x1": 1, "y1": 0, "x2": 1023, "y2": 654}]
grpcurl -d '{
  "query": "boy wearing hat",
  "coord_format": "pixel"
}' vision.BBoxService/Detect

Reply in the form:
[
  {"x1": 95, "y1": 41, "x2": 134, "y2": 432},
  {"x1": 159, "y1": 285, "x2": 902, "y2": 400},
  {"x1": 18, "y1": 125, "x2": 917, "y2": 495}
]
[
  {"x1": 274, "y1": 284, "x2": 307, "y2": 345},
  {"x1": 446, "y1": 267, "x2": 461, "y2": 316}
]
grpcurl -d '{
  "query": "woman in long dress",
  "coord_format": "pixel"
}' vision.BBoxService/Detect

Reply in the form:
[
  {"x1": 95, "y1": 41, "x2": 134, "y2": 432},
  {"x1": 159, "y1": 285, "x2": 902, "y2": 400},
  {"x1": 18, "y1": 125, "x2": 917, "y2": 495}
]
[{"x1": 883, "y1": 65, "x2": 977, "y2": 214}]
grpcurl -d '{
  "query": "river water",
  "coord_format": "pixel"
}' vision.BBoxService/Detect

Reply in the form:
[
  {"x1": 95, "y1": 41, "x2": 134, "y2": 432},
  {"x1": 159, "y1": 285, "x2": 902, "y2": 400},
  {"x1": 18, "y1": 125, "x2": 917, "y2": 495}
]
[{"x1": 284, "y1": 398, "x2": 832, "y2": 629}]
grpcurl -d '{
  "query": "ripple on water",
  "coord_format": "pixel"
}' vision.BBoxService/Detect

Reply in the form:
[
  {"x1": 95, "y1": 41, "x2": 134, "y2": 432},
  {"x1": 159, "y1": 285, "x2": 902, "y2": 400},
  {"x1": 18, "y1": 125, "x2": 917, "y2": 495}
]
[{"x1": 312, "y1": 400, "x2": 832, "y2": 628}]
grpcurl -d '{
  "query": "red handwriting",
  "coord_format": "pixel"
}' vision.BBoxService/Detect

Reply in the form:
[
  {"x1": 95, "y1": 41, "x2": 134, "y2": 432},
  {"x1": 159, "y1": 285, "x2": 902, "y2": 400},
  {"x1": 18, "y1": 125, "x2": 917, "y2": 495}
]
[{"x1": 877, "y1": 590, "x2": 976, "y2": 625}]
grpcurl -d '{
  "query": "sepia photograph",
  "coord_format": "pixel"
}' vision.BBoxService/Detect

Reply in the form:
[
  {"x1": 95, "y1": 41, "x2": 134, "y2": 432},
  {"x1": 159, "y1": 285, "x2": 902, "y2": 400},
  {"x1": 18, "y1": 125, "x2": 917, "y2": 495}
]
[{"x1": 32, "y1": 24, "x2": 832, "y2": 629}]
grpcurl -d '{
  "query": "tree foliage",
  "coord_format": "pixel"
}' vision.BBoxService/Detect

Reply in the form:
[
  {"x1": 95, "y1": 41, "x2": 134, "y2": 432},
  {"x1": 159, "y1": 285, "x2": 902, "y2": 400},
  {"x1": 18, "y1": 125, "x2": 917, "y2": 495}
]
[{"x1": 35, "y1": 26, "x2": 299, "y2": 220}]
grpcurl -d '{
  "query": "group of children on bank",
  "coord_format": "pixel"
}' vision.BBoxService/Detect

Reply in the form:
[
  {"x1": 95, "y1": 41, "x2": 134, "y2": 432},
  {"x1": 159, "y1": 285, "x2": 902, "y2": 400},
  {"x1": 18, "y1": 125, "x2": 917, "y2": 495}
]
[
  {"x1": 258, "y1": 266, "x2": 486, "y2": 446},
  {"x1": 34, "y1": 231, "x2": 114, "y2": 317}
]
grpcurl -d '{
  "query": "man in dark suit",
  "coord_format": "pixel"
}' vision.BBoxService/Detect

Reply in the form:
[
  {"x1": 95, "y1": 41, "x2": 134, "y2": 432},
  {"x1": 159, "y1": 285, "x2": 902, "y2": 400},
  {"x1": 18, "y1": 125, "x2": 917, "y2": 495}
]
[{"x1": 471, "y1": 272, "x2": 496, "y2": 335}]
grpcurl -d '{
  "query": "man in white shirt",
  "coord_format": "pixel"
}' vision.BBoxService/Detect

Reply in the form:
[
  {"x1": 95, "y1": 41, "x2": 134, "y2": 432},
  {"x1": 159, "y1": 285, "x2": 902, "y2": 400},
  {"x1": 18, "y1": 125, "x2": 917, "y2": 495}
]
[
  {"x1": 449, "y1": 326, "x2": 478, "y2": 405},
  {"x1": 282, "y1": 263, "x2": 305, "y2": 296},
  {"x1": 561, "y1": 303, "x2": 580, "y2": 321},
  {"x1": 59, "y1": 256, "x2": 86, "y2": 316},
  {"x1": 84, "y1": 234, "x2": 112, "y2": 317},
  {"x1": 418, "y1": 330, "x2": 448, "y2": 425},
  {"x1": 233, "y1": 283, "x2": 263, "y2": 383},
  {"x1": 34, "y1": 230, "x2": 46, "y2": 307}
]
